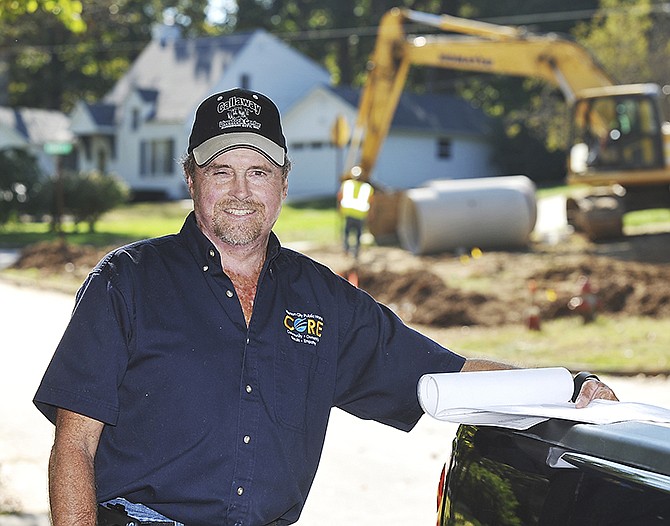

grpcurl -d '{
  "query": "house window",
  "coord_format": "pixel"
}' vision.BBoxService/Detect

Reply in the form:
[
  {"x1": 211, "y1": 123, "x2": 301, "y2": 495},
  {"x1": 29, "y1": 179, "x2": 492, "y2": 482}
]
[
  {"x1": 438, "y1": 138, "x2": 452, "y2": 158},
  {"x1": 140, "y1": 139, "x2": 175, "y2": 177},
  {"x1": 132, "y1": 109, "x2": 141, "y2": 131},
  {"x1": 289, "y1": 141, "x2": 329, "y2": 150}
]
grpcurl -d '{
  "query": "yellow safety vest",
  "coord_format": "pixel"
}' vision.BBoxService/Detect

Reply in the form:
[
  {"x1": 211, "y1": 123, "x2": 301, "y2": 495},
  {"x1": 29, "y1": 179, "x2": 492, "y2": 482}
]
[{"x1": 339, "y1": 179, "x2": 373, "y2": 220}]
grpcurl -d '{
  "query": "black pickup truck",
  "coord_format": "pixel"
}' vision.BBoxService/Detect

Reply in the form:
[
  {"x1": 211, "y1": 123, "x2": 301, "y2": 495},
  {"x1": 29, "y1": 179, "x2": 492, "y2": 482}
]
[{"x1": 437, "y1": 419, "x2": 670, "y2": 525}]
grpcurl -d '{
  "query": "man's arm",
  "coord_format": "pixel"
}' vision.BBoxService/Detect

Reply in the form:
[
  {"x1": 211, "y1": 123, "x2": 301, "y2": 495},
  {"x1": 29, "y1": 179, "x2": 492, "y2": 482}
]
[
  {"x1": 49, "y1": 408, "x2": 104, "y2": 526},
  {"x1": 461, "y1": 358, "x2": 618, "y2": 408}
]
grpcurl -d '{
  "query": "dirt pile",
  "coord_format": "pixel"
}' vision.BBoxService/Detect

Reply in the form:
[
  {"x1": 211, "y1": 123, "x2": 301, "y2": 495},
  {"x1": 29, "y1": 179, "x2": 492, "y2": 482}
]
[
  {"x1": 356, "y1": 253, "x2": 670, "y2": 328},
  {"x1": 10, "y1": 241, "x2": 109, "y2": 282}
]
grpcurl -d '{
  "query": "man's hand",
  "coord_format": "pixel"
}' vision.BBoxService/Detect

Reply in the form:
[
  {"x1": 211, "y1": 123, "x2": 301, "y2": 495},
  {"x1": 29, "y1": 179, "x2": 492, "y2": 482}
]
[{"x1": 574, "y1": 378, "x2": 619, "y2": 408}]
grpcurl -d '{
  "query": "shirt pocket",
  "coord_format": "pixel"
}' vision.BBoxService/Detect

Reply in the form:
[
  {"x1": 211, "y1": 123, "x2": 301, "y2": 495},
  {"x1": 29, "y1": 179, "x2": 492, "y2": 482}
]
[{"x1": 275, "y1": 344, "x2": 326, "y2": 433}]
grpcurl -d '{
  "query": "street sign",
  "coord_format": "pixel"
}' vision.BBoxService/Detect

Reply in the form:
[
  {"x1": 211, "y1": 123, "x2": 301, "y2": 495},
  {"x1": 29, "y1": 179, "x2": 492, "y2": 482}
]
[{"x1": 44, "y1": 142, "x2": 73, "y2": 155}]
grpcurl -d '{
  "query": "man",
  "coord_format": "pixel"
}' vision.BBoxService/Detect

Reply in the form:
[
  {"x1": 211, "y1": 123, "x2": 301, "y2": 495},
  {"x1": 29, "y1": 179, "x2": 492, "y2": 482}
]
[
  {"x1": 337, "y1": 166, "x2": 373, "y2": 259},
  {"x1": 34, "y1": 88, "x2": 617, "y2": 526}
]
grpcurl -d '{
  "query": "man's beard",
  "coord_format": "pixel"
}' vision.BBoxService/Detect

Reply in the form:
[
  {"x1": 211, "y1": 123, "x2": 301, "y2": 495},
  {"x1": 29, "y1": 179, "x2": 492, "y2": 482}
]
[{"x1": 211, "y1": 199, "x2": 266, "y2": 246}]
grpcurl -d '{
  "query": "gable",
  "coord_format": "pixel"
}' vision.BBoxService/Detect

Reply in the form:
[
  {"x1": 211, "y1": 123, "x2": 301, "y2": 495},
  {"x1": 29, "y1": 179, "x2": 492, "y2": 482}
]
[
  {"x1": 104, "y1": 32, "x2": 254, "y2": 123},
  {"x1": 283, "y1": 86, "x2": 356, "y2": 143},
  {"x1": 70, "y1": 101, "x2": 115, "y2": 135},
  {"x1": 205, "y1": 31, "x2": 331, "y2": 111}
]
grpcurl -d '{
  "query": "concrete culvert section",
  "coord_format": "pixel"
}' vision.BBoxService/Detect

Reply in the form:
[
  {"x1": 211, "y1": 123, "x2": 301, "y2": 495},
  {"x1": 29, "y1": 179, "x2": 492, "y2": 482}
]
[{"x1": 397, "y1": 175, "x2": 537, "y2": 255}]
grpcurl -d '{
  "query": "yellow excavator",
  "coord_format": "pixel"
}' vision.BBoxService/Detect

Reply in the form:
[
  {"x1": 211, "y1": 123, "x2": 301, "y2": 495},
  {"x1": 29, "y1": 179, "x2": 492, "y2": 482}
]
[{"x1": 345, "y1": 7, "x2": 670, "y2": 241}]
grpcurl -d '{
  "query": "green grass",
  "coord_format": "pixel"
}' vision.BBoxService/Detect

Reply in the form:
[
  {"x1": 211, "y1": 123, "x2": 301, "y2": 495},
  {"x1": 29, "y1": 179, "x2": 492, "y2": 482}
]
[
  {"x1": 0, "y1": 199, "x2": 340, "y2": 248},
  {"x1": 624, "y1": 208, "x2": 670, "y2": 228},
  {"x1": 423, "y1": 316, "x2": 670, "y2": 374}
]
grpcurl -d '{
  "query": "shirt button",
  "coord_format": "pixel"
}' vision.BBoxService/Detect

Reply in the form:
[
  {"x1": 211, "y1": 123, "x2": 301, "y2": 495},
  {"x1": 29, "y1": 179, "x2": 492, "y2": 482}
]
[
  {"x1": 202, "y1": 265, "x2": 209, "y2": 272},
  {"x1": 226, "y1": 289, "x2": 234, "y2": 298},
  {"x1": 209, "y1": 249, "x2": 216, "y2": 258},
  {"x1": 243, "y1": 435, "x2": 251, "y2": 444},
  {"x1": 245, "y1": 385, "x2": 252, "y2": 394},
  {"x1": 237, "y1": 486, "x2": 244, "y2": 496}
]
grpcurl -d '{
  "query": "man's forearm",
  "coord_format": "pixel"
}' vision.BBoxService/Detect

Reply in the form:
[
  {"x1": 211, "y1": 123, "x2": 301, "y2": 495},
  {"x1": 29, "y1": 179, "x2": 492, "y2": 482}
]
[
  {"x1": 49, "y1": 443, "x2": 97, "y2": 525},
  {"x1": 49, "y1": 409, "x2": 103, "y2": 526}
]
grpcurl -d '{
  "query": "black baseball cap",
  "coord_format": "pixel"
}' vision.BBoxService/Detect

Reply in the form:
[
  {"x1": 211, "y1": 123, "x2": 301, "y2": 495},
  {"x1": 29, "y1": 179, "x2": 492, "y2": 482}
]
[{"x1": 188, "y1": 88, "x2": 287, "y2": 167}]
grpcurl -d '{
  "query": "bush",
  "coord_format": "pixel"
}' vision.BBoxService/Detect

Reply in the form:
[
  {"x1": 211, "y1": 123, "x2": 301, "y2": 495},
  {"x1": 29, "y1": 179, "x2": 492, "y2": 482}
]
[
  {"x1": 0, "y1": 148, "x2": 42, "y2": 226},
  {"x1": 66, "y1": 171, "x2": 130, "y2": 232},
  {"x1": 33, "y1": 170, "x2": 130, "y2": 232}
]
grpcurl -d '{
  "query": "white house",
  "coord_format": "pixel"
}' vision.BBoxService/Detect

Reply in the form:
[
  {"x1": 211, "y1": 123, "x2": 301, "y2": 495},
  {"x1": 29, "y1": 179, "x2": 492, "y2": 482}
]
[
  {"x1": 70, "y1": 27, "x2": 332, "y2": 199},
  {"x1": 68, "y1": 26, "x2": 499, "y2": 201}
]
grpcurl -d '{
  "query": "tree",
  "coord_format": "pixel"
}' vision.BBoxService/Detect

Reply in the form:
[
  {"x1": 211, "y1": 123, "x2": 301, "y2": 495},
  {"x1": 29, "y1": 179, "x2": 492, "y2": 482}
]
[
  {"x1": 0, "y1": 0, "x2": 86, "y2": 32},
  {"x1": 234, "y1": 0, "x2": 437, "y2": 86},
  {"x1": 0, "y1": 0, "x2": 210, "y2": 111},
  {"x1": 573, "y1": 0, "x2": 668, "y2": 86}
]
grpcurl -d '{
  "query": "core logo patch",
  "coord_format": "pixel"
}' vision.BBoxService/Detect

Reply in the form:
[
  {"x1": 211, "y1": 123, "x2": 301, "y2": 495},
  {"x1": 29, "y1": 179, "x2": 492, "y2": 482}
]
[{"x1": 284, "y1": 310, "x2": 324, "y2": 346}]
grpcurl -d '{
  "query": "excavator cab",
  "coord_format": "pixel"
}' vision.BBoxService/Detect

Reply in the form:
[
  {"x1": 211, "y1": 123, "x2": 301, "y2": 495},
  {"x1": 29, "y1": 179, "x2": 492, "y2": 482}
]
[
  {"x1": 569, "y1": 86, "x2": 666, "y2": 176},
  {"x1": 566, "y1": 84, "x2": 670, "y2": 239}
]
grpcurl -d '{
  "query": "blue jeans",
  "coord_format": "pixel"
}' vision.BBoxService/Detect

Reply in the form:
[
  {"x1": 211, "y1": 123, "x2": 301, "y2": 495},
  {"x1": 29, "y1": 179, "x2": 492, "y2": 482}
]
[{"x1": 100, "y1": 498, "x2": 184, "y2": 525}]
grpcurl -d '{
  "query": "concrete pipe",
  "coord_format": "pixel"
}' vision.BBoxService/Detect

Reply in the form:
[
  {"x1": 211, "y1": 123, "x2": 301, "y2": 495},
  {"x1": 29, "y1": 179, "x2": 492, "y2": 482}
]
[{"x1": 397, "y1": 175, "x2": 537, "y2": 255}]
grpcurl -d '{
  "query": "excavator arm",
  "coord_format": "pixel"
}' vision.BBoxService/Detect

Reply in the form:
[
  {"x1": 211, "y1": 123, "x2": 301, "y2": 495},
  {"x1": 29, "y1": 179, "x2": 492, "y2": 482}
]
[{"x1": 347, "y1": 7, "x2": 615, "y2": 182}]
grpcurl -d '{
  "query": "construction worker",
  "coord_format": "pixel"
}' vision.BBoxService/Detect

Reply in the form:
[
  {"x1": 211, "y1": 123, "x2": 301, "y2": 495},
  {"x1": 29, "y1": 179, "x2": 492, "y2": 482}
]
[{"x1": 337, "y1": 166, "x2": 374, "y2": 259}]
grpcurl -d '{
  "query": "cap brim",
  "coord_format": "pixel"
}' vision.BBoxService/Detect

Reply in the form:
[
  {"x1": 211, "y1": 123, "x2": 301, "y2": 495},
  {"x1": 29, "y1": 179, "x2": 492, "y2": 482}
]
[{"x1": 192, "y1": 132, "x2": 285, "y2": 167}]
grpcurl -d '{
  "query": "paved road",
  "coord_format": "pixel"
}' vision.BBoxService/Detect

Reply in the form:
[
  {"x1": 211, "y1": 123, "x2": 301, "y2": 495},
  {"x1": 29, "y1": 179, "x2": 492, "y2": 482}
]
[{"x1": 1, "y1": 278, "x2": 669, "y2": 526}]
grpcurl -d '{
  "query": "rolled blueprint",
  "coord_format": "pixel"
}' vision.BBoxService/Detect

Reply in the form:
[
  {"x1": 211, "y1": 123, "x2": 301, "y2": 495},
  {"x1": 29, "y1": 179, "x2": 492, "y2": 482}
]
[
  {"x1": 417, "y1": 367, "x2": 670, "y2": 430},
  {"x1": 418, "y1": 367, "x2": 573, "y2": 417}
]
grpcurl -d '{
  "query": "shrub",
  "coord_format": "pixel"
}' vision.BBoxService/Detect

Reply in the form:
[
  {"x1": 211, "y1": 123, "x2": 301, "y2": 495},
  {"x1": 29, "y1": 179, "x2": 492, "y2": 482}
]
[
  {"x1": 0, "y1": 148, "x2": 42, "y2": 226},
  {"x1": 32, "y1": 170, "x2": 130, "y2": 232}
]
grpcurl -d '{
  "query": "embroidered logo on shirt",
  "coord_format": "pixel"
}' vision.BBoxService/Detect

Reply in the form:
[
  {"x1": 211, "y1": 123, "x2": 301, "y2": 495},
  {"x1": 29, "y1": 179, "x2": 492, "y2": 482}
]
[{"x1": 284, "y1": 310, "x2": 324, "y2": 347}]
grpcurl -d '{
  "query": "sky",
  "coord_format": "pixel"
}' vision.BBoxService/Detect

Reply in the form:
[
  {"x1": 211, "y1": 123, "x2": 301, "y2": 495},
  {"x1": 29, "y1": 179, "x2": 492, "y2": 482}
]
[{"x1": 206, "y1": 0, "x2": 236, "y2": 24}]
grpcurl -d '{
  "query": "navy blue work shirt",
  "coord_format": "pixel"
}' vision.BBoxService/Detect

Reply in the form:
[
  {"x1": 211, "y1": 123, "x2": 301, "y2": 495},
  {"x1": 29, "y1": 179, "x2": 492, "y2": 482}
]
[{"x1": 34, "y1": 212, "x2": 465, "y2": 526}]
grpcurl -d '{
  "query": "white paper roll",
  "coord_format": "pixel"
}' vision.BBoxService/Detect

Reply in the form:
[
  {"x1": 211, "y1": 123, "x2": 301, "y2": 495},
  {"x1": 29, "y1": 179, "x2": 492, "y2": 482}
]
[{"x1": 418, "y1": 367, "x2": 573, "y2": 418}]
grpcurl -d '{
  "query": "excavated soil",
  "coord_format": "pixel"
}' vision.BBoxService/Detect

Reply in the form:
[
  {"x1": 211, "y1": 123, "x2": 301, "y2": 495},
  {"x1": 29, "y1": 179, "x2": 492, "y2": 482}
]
[
  {"x1": 8, "y1": 229, "x2": 670, "y2": 328},
  {"x1": 304, "y1": 229, "x2": 670, "y2": 328}
]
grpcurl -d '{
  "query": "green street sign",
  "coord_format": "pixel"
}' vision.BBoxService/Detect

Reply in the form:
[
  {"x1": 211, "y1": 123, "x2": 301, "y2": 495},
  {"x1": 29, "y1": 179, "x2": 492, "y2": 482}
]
[{"x1": 44, "y1": 142, "x2": 73, "y2": 155}]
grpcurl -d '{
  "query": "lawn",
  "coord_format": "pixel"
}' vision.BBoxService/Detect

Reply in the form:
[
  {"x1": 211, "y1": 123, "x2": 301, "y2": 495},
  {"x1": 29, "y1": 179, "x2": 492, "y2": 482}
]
[{"x1": 0, "y1": 199, "x2": 341, "y2": 248}]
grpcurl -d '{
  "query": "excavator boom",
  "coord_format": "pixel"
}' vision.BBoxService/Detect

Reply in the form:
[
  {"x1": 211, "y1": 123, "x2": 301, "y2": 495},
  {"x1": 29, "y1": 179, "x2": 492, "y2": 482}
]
[{"x1": 348, "y1": 8, "x2": 615, "y2": 180}]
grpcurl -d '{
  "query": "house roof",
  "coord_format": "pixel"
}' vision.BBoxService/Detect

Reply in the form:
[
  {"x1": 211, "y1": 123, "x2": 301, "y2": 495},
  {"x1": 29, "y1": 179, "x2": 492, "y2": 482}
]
[
  {"x1": 104, "y1": 31, "x2": 255, "y2": 123},
  {"x1": 87, "y1": 103, "x2": 116, "y2": 128},
  {"x1": 0, "y1": 106, "x2": 72, "y2": 145},
  {"x1": 331, "y1": 86, "x2": 494, "y2": 137}
]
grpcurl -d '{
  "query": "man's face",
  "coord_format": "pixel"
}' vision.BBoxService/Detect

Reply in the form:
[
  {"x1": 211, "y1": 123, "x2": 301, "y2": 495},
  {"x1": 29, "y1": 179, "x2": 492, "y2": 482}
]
[{"x1": 187, "y1": 148, "x2": 288, "y2": 248}]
